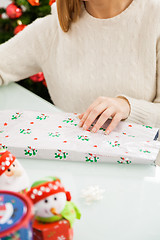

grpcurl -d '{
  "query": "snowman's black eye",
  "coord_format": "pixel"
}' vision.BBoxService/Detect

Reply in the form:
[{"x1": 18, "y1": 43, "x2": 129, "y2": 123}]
[
  {"x1": 44, "y1": 199, "x2": 48, "y2": 203},
  {"x1": 7, "y1": 168, "x2": 11, "y2": 172},
  {"x1": 54, "y1": 197, "x2": 57, "y2": 201}
]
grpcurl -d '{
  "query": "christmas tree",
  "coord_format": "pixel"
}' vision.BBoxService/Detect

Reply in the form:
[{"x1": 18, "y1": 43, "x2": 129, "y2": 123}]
[{"x1": 0, "y1": 0, "x2": 55, "y2": 103}]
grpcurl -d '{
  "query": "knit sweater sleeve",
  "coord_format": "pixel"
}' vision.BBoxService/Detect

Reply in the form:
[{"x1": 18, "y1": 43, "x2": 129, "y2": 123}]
[
  {"x1": 0, "y1": 13, "x2": 57, "y2": 85},
  {"x1": 116, "y1": 39, "x2": 160, "y2": 131}
]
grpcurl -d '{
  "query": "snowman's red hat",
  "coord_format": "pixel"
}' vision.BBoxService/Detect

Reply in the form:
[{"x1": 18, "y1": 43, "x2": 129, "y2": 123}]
[
  {"x1": 0, "y1": 151, "x2": 16, "y2": 176},
  {"x1": 27, "y1": 177, "x2": 71, "y2": 204}
]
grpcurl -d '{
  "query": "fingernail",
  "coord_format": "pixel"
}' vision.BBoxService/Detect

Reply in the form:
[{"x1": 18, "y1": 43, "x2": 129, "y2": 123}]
[
  {"x1": 105, "y1": 130, "x2": 110, "y2": 135},
  {"x1": 92, "y1": 127, "x2": 97, "y2": 133},
  {"x1": 83, "y1": 124, "x2": 87, "y2": 130},
  {"x1": 78, "y1": 121, "x2": 83, "y2": 127}
]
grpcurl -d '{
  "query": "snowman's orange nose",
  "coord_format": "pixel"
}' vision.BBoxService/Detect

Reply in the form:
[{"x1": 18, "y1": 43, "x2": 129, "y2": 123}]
[{"x1": 50, "y1": 208, "x2": 57, "y2": 215}]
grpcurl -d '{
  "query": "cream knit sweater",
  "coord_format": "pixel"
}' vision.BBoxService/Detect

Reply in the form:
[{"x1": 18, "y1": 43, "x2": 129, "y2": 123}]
[{"x1": 0, "y1": 0, "x2": 160, "y2": 132}]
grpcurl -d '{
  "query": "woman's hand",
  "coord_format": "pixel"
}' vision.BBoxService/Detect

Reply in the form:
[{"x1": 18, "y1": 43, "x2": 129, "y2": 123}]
[{"x1": 78, "y1": 96, "x2": 131, "y2": 134}]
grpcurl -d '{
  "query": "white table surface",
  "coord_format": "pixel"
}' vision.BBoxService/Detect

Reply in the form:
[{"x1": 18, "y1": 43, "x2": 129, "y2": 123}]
[{"x1": 1, "y1": 83, "x2": 160, "y2": 240}]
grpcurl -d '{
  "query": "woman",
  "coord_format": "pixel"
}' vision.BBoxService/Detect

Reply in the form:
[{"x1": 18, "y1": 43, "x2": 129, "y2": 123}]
[{"x1": 0, "y1": 0, "x2": 160, "y2": 136}]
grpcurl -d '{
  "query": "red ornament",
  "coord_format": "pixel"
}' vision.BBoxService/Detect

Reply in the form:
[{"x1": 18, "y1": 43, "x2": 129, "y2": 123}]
[
  {"x1": 6, "y1": 3, "x2": 22, "y2": 19},
  {"x1": 30, "y1": 72, "x2": 45, "y2": 82},
  {"x1": 14, "y1": 24, "x2": 27, "y2": 35},
  {"x1": 27, "y1": 0, "x2": 40, "y2": 6},
  {"x1": 49, "y1": 0, "x2": 56, "y2": 6},
  {"x1": 42, "y1": 79, "x2": 47, "y2": 87}
]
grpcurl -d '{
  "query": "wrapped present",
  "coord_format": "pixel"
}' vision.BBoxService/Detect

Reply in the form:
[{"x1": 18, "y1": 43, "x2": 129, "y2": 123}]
[
  {"x1": 0, "y1": 110, "x2": 160, "y2": 164},
  {"x1": 0, "y1": 190, "x2": 33, "y2": 240},
  {"x1": 33, "y1": 219, "x2": 73, "y2": 240}
]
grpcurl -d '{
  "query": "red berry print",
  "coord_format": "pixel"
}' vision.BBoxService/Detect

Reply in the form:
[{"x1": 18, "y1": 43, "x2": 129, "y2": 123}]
[
  {"x1": 128, "y1": 125, "x2": 132, "y2": 127},
  {"x1": 34, "y1": 138, "x2": 38, "y2": 140},
  {"x1": 63, "y1": 141, "x2": 67, "y2": 143},
  {"x1": 4, "y1": 123, "x2": 7, "y2": 126},
  {"x1": 30, "y1": 122, "x2": 34, "y2": 124},
  {"x1": 93, "y1": 145, "x2": 97, "y2": 147},
  {"x1": 58, "y1": 126, "x2": 62, "y2": 128}
]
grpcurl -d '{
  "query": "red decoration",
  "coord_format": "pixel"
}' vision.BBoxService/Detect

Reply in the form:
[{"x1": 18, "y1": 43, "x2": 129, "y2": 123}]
[
  {"x1": 27, "y1": 180, "x2": 66, "y2": 204},
  {"x1": 0, "y1": 151, "x2": 16, "y2": 176},
  {"x1": 6, "y1": 3, "x2": 22, "y2": 19},
  {"x1": 30, "y1": 72, "x2": 45, "y2": 83},
  {"x1": 14, "y1": 24, "x2": 27, "y2": 35},
  {"x1": 33, "y1": 219, "x2": 73, "y2": 240},
  {"x1": 66, "y1": 191, "x2": 71, "y2": 201},
  {"x1": 27, "y1": 0, "x2": 40, "y2": 6},
  {"x1": 42, "y1": 80, "x2": 47, "y2": 87},
  {"x1": 49, "y1": 0, "x2": 56, "y2": 6}
]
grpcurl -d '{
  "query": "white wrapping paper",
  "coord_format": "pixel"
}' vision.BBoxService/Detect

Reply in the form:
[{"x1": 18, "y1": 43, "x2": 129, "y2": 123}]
[{"x1": 0, "y1": 110, "x2": 159, "y2": 164}]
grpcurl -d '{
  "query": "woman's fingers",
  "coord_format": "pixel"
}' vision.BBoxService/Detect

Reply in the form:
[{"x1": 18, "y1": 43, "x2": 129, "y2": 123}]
[
  {"x1": 78, "y1": 96, "x2": 130, "y2": 134},
  {"x1": 79, "y1": 102, "x2": 111, "y2": 130},
  {"x1": 105, "y1": 113, "x2": 122, "y2": 134},
  {"x1": 78, "y1": 113, "x2": 84, "y2": 119},
  {"x1": 91, "y1": 107, "x2": 116, "y2": 133},
  {"x1": 78, "y1": 98, "x2": 102, "y2": 127}
]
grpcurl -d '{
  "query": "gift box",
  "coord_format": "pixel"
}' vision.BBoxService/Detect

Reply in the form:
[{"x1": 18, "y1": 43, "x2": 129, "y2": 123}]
[
  {"x1": 0, "y1": 110, "x2": 160, "y2": 164},
  {"x1": 32, "y1": 219, "x2": 73, "y2": 240},
  {"x1": 0, "y1": 190, "x2": 33, "y2": 240}
]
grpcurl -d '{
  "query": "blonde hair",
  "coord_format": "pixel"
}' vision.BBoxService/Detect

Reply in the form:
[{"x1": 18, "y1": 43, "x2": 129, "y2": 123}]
[{"x1": 56, "y1": 0, "x2": 82, "y2": 32}]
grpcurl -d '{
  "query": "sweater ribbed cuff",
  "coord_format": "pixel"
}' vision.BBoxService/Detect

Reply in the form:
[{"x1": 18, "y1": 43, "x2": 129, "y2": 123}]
[{"x1": 115, "y1": 94, "x2": 152, "y2": 125}]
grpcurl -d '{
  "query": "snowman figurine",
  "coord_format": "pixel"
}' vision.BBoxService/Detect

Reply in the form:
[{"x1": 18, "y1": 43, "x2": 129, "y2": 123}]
[
  {"x1": 27, "y1": 176, "x2": 81, "y2": 227},
  {"x1": 0, "y1": 149, "x2": 29, "y2": 193}
]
